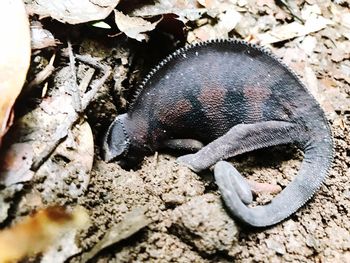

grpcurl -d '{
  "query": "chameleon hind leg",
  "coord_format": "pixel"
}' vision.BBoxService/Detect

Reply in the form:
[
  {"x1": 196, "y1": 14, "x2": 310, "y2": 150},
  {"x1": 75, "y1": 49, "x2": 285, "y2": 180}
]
[
  {"x1": 214, "y1": 161, "x2": 253, "y2": 204},
  {"x1": 177, "y1": 120, "x2": 301, "y2": 172},
  {"x1": 214, "y1": 160, "x2": 282, "y2": 205}
]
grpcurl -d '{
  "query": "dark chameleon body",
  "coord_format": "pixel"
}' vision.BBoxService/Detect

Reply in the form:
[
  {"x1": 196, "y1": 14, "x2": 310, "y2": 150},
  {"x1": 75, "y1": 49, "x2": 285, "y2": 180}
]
[{"x1": 103, "y1": 39, "x2": 333, "y2": 227}]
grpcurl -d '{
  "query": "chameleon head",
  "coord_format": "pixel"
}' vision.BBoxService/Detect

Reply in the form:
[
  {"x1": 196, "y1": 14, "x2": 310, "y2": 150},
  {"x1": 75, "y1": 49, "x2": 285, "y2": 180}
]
[{"x1": 102, "y1": 115, "x2": 130, "y2": 162}]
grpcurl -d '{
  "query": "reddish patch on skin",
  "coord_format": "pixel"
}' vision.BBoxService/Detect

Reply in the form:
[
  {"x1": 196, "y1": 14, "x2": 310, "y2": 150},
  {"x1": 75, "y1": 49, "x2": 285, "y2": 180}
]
[
  {"x1": 135, "y1": 117, "x2": 149, "y2": 142},
  {"x1": 243, "y1": 85, "x2": 271, "y2": 121},
  {"x1": 198, "y1": 85, "x2": 227, "y2": 120},
  {"x1": 127, "y1": 115, "x2": 149, "y2": 144},
  {"x1": 157, "y1": 99, "x2": 193, "y2": 125}
]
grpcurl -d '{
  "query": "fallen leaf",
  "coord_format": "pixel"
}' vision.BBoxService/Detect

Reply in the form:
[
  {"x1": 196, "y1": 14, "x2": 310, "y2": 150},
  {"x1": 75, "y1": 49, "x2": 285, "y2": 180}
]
[
  {"x1": 257, "y1": 15, "x2": 334, "y2": 44},
  {"x1": 0, "y1": 143, "x2": 34, "y2": 186},
  {"x1": 301, "y1": 3, "x2": 321, "y2": 19},
  {"x1": 91, "y1": 21, "x2": 112, "y2": 29},
  {"x1": 330, "y1": 42, "x2": 350, "y2": 62},
  {"x1": 130, "y1": 0, "x2": 205, "y2": 23},
  {"x1": 0, "y1": 206, "x2": 89, "y2": 262},
  {"x1": 34, "y1": 121, "x2": 94, "y2": 203},
  {"x1": 26, "y1": 0, "x2": 120, "y2": 24},
  {"x1": 188, "y1": 3, "x2": 242, "y2": 42},
  {"x1": 341, "y1": 12, "x2": 350, "y2": 29},
  {"x1": 300, "y1": 35, "x2": 317, "y2": 56},
  {"x1": 0, "y1": 0, "x2": 31, "y2": 145},
  {"x1": 31, "y1": 22, "x2": 59, "y2": 49},
  {"x1": 114, "y1": 11, "x2": 161, "y2": 42},
  {"x1": 216, "y1": 8, "x2": 242, "y2": 33},
  {"x1": 81, "y1": 207, "x2": 150, "y2": 263},
  {"x1": 0, "y1": 63, "x2": 106, "y2": 188}
]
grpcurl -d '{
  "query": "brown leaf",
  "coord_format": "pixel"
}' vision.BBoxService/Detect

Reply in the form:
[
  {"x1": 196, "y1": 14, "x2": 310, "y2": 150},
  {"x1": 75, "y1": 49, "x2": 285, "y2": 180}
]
[
  {"x1": 34, "y1": 121, "x2": 94, "y2": 203},
  {"x1": 31, "y1": 22, "x2": 59, "y2": 49},
  {"x1": 114, "y1": 11, "x2": 161, "y2": 42},
  {"x1": 0, "y1": 0, "x2": 31, "y2": 145},
  {"x1": 130, "y1": 0, "x2": 205, "y2": 23},
  {"x1": 0, "y1": 66, "x2": 95, "y2": 187},
  {"x1": 81, "y1": 207, "x2": 150, "y2": 263},
  {"x1": 26, "y1": 0, "x2": 120, "y2": 24},
  {"x1": 257, "y1": 15, "x2": 334, "y2": 44},
  {"x1": 0, "y1": 206, "x2": 89, "y2": 262}
]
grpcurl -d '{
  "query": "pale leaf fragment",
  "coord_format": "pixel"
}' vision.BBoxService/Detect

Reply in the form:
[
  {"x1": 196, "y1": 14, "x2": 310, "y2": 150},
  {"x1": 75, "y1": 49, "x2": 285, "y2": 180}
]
[
  {"x1": 300, "y1": 36, "x2": 317, "y2": 56},
  {"x1": 26, "y1": 0, "x2": 120, "y2": 24},
  {"x1": 92, "y1": 21, "x2": 112, "y2": 29},
  {"x1": 130, "y1": 0, "x2": 205, "y2": 23},
  {"x1": 341, "y1": 13, "x2": 350, "y2": 29},
  {"x1": 0, "y1": 206, "x2": 89, "y2": 262},
  {"x1": 31, "y1": 23, "x2": 59, "y2": 49},
  {"x1": 81, "y1": 207, "x2": 150, "y2": 263},
  {"x1": 34, "y1": 121, "x2": 94, "y2": 203},
  {"x1": 217, "y1": 8, "x2": 242, "y2": 33},
  {"x1": 257, "y1": 15, "x2": 334, "y2": 44},
  {"x1": 114, "y1": 11, "x2": 160, "y2": 42},
  {"x1": 188, "y1": 4, "x2": 241, "y2": 42}
]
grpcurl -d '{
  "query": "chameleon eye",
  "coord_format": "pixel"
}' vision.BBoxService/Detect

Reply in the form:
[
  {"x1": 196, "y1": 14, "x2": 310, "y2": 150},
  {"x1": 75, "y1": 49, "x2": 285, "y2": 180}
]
[{"x1": 102, "y1": 117, "x2": 129, "y2": 162}]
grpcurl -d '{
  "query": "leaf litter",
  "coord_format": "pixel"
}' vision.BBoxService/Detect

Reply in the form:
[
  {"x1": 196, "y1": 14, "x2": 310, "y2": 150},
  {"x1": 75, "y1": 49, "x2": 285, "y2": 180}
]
[{"x1": 0, "y1": 0, "x2": 31, "y2": 146}]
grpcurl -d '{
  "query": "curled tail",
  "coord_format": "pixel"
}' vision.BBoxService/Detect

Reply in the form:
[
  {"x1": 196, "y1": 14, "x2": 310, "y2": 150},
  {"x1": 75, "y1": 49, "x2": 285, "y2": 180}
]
[{"x1": 214, "y1": 130, "x2": 333, "y2": 227}]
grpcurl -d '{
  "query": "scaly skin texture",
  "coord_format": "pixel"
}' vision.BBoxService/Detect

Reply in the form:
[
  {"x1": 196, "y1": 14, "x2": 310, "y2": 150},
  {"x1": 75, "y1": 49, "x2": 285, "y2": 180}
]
[{"x1": 103, "y1": 39, "x2": 333, "y2": 227}]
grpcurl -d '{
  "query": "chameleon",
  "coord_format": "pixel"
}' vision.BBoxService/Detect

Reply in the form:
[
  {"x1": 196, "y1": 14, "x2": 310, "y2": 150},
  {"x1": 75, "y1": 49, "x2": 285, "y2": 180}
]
[{"x1": 102, "y1": 39, "x2": 333, "y2": 227}]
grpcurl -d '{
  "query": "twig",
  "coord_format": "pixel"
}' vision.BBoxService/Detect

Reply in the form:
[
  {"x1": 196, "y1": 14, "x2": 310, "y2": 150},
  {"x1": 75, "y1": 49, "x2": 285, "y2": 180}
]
[
  {"x1": 25, "y1": 53, "x2": 56, "y2": 94},
  {"x1": 67, "y1": 41, "x2": 82, "y2": 113},
  {"x1": 79, "y1": 68, "x2": 95, "y2": 94},
  {"x1": 30, "y1": 55, "x2": 111, "y2": 171}
]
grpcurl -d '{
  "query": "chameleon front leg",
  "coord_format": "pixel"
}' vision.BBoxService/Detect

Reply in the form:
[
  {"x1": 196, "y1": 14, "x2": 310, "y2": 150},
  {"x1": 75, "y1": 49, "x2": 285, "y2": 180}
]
[
  {"x1": 177, "y1": 120, "x2": 301, "y2": 172},
  {"x1": 162, "y1": 139, "x2": 204, "y2": 152}
]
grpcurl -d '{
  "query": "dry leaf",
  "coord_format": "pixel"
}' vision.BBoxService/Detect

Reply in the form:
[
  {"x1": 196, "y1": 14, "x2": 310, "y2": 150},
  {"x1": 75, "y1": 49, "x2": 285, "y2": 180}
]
[
  {"x1": 0, "y1": 66, "x2": 96, "y2": 188},
  {"x1": 300, "y1": 35, "x2": 317, "y2": 56},
  {"x1": 0, "y1": 206, "x2": 89, "y2": 262},
  {"x1": 31, "y1": 23, "x2": 59, "y2": 49},
  {"x1": 26, "y1": 0, "x2": 120, "y2": 24},
  {"x1": 130, "y1": 0, "x2": 205, "y2": 23},
  {"x1": 217, "y1": 8, "x2": 242, "y2": 33},
  {"x1": 257, "y1": 15, "x2": 334, "y2": 44},
  {"x1": 81, "y1": 207, "x2": 150, "y2": 263},
  {"x1": 0, "y1": 0, "x2": 31, "y2": 145},
  {"x1": 187, "y1": 3, "x2": 242, "y2": 42},
  {"x1": 114, "y1": 11, "x2": 160, "y2": 42},
  {"x1": 331, "y1": 43, "x2": 350, "y2": 62},
  {"x1": 34, "y1": 121, "x2": 94, "y2": 203}
]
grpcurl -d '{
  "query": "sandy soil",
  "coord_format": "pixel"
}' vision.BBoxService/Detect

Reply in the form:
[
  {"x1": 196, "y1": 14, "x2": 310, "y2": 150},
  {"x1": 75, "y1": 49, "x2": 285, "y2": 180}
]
[{"x1": 69, "y1": 125, "x2": 349, "y2": 262}]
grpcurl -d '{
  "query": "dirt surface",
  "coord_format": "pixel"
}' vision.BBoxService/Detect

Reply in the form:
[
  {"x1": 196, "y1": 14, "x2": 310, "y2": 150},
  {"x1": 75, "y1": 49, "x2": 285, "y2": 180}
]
[
  {"x1": 70, "y1": 134, "x2": 349, "y2": 262},
  {"x1": 0, "y1": 1, "x2": 349, "y2": 262}
]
